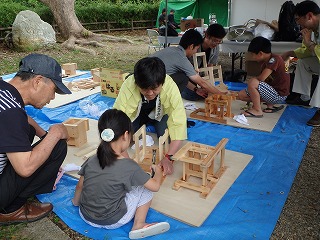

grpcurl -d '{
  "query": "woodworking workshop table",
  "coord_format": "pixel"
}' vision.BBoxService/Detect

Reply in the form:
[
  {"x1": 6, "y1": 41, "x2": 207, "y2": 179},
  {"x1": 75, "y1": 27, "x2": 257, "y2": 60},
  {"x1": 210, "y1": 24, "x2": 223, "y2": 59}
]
[{"x1": 219, "y1": 39, "x2": 301, "y2": 76}]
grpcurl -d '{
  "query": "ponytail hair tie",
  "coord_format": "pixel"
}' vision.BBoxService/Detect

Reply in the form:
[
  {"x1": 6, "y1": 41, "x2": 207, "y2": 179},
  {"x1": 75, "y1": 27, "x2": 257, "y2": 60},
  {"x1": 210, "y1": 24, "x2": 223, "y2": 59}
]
[{"x1": 101, "y1": 128, "x2": 115, "y2": 142}]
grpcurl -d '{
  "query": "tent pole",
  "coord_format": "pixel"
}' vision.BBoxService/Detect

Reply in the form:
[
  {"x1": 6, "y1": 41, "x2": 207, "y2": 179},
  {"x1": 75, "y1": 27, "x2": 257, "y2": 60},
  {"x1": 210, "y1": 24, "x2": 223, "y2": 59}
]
[
  {"x1": 165, "y1": 0, "x2": 168, "y2": 46},
  {"x1": 228, "y1": 0, "x2": 231, "y2": 26}
]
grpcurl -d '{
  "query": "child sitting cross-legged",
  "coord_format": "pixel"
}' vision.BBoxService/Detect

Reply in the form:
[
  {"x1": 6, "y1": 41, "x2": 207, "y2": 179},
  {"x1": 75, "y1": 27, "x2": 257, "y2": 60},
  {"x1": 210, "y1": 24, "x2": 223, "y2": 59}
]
[
  {"x1": 72, "y1": 109, "x2": 169, "y2": 239},
  {"x1": 238, "y1": 36, "x2": 290, "y2": 117}
]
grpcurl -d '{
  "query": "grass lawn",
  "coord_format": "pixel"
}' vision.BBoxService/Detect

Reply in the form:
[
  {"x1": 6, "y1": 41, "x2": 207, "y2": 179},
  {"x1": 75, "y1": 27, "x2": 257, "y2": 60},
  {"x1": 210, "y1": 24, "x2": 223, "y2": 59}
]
[{"x1": 0, "y1": 30, "x2": 149, "y2": 76}]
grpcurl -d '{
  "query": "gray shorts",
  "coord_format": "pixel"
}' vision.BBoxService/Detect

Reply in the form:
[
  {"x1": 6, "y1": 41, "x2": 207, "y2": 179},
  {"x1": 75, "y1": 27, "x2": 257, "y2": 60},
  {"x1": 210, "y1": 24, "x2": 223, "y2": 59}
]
[{"x1": 245, "y1": 81, "x2": 287, "y2": 104}]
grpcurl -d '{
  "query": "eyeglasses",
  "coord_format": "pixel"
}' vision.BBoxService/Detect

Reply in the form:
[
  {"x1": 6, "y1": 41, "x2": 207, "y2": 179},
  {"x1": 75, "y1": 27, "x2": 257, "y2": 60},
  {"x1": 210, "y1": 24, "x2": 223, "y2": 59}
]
[{"x1": 294, "y1": 16, "x2": 302, "y2": 22}]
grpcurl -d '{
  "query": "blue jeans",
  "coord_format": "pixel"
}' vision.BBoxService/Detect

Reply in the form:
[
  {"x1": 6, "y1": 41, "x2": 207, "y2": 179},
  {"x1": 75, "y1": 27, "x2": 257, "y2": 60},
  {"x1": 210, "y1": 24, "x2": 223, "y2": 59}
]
[
  {"x1": 133, "y1": 114, "x2": 169, "y2": 138},
  {"x1": 181, "y1": 87, "x2": 204, "y2": 101}
]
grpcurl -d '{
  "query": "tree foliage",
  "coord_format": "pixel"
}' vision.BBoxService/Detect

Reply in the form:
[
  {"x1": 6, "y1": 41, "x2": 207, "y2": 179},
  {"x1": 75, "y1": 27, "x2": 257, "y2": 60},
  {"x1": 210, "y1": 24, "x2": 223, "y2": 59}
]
[{"x1": 0, "y1": 0, "x2": 159, "y2": 28}]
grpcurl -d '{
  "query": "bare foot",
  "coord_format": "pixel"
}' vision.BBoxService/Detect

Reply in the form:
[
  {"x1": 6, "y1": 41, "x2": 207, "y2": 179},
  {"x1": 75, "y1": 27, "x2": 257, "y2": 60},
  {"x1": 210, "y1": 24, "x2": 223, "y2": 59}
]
[{"x1": 131, "y1": 222, "x2": 147, "y2": 231}]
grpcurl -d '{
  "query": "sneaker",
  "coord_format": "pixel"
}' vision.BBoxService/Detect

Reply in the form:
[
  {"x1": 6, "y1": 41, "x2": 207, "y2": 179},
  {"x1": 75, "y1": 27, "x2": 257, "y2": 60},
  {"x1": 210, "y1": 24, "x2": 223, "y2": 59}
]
[
  {"x1": 307, "y1": 110, "x2": 320, "y2": 127},
  {"x1": 286, "y1": 97, "x2": 311, "y2": 108},
  {"x1": 0, "y1": 202, "x2": 53, "y2": 225}
]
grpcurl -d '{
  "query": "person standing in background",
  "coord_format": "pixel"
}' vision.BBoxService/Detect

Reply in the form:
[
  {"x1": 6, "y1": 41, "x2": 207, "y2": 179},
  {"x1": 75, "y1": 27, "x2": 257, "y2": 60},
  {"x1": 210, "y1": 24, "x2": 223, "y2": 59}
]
[{"x1": 168, "y1": 9, "x2": 179, "y2": 29}]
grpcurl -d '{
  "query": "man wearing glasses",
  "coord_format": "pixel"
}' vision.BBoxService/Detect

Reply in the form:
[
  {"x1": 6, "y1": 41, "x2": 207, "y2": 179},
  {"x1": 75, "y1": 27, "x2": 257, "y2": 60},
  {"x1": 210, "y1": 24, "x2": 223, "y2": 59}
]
[
  {"x1": 152, "y1": 29, "x2": 226, "y2": 101},
  {"x1": 282, "y1": 1, "x2": 320, "y2": 126},
  {"x1": 192, "y1": 23, "x2": 226, "y2": 69},
  {"x1": 186, "y1": 23, "x2": 227, "y2": 100},
  {"x1": 0, "y1": 54, "x2": 70, "y2": 224}
]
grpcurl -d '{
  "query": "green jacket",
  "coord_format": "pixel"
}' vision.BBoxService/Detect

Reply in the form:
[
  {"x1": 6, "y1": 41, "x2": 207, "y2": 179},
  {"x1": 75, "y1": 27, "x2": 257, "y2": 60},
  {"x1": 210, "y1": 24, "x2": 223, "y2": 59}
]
[
  {"x1": 294, "y1": 24, "x2": 320, "y2": 62},
  {"x1": 113, "y1": 74, "x2": 187, "y2": 141}
]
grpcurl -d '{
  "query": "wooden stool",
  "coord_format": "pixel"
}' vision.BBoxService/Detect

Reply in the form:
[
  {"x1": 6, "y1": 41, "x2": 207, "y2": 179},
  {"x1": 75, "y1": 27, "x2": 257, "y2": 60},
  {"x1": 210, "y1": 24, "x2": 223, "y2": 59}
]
[{"x1": 172, "y1": 139, "x2": 229, "y2": 198}]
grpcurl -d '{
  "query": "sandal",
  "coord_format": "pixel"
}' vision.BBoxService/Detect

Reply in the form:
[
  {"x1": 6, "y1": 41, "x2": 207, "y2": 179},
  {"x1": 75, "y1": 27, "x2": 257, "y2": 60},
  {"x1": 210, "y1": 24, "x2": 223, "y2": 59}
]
[
  {"x1": 263, "y1": 105, "x2": 284, "y2": 113},
  {"x1": 129, "y1": 222, "x2": 170, "y2": 239}
]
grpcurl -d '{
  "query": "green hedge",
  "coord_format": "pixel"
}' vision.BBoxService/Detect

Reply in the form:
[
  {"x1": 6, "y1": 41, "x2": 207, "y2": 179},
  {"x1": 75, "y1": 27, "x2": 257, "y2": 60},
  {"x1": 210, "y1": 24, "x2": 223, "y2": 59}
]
[{"x1": 0, "y1": 1, "x2": 159, "y2": 28}]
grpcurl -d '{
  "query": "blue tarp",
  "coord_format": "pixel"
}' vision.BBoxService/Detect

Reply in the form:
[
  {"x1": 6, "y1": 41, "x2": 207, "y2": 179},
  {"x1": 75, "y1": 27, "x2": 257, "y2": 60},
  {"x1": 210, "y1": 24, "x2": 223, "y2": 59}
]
[
  {"x1": 36, "y1": 97, "x2": 314, "y2": 240},
  {"x1": 2, "y1": 73, "x2": 315, "y2": 239}
]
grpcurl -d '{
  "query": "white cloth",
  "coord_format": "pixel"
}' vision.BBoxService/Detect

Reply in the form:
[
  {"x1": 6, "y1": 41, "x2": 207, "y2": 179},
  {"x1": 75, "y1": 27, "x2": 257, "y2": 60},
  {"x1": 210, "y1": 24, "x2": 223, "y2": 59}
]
[
  {"x1": 131, "y1": 135, "x2": 154, "y2": 150},
  {"x1": 233, "y1": 114, "x2": 249, "y2": 125},
  {"x1": 184, "y1": 102, "x2": 198, "y2": 111},
  {"x1": 63, "y1": 163, "x2": 81, "y2": 172}
]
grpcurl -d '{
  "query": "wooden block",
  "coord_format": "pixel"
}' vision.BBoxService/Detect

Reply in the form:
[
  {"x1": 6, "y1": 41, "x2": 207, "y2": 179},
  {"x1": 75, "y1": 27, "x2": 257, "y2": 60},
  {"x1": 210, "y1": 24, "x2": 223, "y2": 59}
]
[
  {"x1": 190, "y1": 108, "x2": 227, "y2": 124},
  {"x1": 91, "y1": 68, "x2": 101, "y2": 82},
  {"x1": 132, "y1": 125, "x2": 147, "y2": 163},
  {"x1": 158, "y1": 129, "x2": 169, "y2": 159},
  {"x1": 62, "y1": 63, "x2": 77, "y2": 76},
  {"x1": 63, "y1": 118, "x2": 89, "y2": 148}
]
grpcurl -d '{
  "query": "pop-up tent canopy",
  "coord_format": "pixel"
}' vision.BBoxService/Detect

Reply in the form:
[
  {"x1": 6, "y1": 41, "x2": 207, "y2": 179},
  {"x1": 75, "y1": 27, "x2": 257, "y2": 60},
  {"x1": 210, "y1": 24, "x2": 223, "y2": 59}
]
[
  {"x1": 157, "y1": 0, "x2": 229, "y2": 27},
  {"x1": 157, "y1": 0, "x2": 320, "y2": 28}
]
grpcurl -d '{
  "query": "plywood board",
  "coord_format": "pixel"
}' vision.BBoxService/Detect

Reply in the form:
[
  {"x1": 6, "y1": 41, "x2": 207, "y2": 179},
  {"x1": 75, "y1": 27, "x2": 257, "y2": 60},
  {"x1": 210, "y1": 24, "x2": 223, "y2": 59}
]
[
  {"x1": 46, "y1": 83, "x2": 101, "y2": 108},
  {"x1": 185, "y1": 99, "x2": 286, "y2": 132},
  {"x1": 62, "y1": 120, "x2": 252, "y2": 227},
  {"x1": 151, "y1": 148, "x2": 252, "y2": 227}
]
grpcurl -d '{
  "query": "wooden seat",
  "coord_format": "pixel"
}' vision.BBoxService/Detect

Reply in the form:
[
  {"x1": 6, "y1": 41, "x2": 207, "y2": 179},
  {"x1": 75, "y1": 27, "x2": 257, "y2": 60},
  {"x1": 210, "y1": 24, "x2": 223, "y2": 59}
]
[{"x1": 172, "y1": 139, "x2": 229, "y2": 198}]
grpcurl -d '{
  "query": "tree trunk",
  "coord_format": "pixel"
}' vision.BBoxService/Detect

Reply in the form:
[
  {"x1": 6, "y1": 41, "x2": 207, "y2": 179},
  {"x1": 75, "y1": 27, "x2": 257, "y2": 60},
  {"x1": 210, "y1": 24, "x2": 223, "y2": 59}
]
[
  {"x1": 40, "y1": 0, "x2": 85, "y2": 40},
  {"x1": 39, "y1": 0, "x2": 132, "y2": 55}
]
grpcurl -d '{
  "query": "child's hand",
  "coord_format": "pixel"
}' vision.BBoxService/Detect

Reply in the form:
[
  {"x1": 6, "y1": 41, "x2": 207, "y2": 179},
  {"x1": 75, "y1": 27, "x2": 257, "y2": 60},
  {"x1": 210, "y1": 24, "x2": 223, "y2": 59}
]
[
  {"x1": 150, "y1": 164, "x2": 155, "y2": 178},
  {"x1": 150, "y1": 164, "x2": 162, "y2": 177},
  {"x1": 71, "y1": 198, "x2": 79, "y2": 206}
]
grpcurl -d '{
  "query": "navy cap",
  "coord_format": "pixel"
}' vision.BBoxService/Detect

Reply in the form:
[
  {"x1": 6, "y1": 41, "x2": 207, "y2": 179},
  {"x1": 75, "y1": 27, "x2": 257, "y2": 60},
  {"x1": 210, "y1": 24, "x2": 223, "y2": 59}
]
[{"x1": 18, "y1": 53, "x2": 71, "y2": 94}]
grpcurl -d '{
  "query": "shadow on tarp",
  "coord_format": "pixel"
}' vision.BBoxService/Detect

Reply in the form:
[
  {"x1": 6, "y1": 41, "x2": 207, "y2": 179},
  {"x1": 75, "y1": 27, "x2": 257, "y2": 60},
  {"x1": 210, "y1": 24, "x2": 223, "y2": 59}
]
[{"x1": 36, "y1": 95, "x2": 316, "y2": 239}]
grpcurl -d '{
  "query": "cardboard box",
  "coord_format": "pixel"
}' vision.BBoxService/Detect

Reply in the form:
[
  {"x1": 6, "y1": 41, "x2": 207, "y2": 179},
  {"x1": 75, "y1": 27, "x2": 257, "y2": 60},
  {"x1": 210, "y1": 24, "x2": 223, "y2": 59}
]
[
  {"x1": 62, "y1": 63, "x2": 77, "y2": 76},
  {"x1": 180, "y1": 18, "x2": 204, "y2": 31},
  {"x1": 100, "y1": 68, "x2": 128, "y2": 98}
]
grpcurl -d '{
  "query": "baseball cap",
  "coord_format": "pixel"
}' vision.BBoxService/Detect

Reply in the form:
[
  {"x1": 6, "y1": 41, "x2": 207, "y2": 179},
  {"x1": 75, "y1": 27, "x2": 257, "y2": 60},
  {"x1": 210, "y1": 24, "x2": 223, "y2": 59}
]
[{"x1": 18, "y1": 53, "x2": 71, "y2": 94}]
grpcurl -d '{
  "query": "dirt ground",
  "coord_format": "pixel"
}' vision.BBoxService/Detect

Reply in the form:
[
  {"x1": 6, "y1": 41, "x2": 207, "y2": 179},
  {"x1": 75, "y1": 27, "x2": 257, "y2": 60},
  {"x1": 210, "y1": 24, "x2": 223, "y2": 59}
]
[{"x1": 0, "y1": 30, "x2": 319, "y2": 239}]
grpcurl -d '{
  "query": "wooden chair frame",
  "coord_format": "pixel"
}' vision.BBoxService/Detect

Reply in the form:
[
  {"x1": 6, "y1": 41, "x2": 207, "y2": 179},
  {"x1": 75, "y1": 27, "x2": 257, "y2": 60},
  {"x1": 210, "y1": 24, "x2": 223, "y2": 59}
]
[
  {"x1": 172, "y1": 139, "x2": 229, "y2": 198},
  {"x1": 192, "y1": 52, "x2": 228, "y2": 91},
  {"x1": 132, "y1": 125, "x2": 169, "y2": 173}
]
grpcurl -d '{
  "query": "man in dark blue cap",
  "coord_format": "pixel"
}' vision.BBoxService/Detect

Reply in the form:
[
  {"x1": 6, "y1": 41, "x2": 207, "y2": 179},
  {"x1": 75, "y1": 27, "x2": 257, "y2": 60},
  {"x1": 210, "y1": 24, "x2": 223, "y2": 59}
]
[{"x1": 0, "y1": 53, "x2": 70, "y2": 224}]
